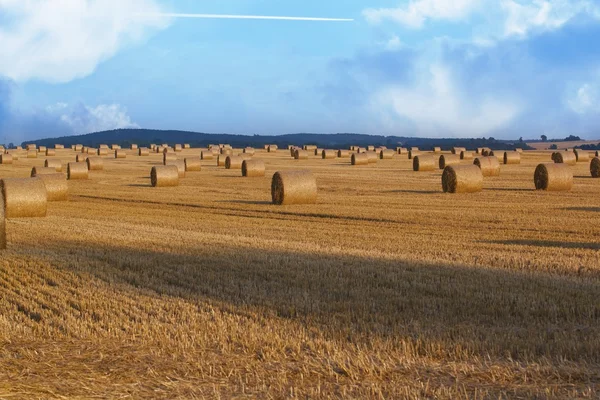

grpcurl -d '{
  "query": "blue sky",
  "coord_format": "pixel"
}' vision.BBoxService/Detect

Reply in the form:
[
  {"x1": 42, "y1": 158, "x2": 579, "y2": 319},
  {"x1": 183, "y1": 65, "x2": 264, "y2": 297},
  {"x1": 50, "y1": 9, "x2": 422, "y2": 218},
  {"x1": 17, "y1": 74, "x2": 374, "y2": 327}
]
[{"x1": 1, "y1": 0, "x2": 600, "y2": 143}]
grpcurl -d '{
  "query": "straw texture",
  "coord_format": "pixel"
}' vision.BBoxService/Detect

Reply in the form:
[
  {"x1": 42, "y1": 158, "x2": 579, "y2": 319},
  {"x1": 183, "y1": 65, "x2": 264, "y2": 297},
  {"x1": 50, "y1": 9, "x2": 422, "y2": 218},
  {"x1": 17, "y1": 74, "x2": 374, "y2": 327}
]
[
  {"x1": 184, "y1": 158, "x2": 202, "y2": 172},
  {"x1": 590, "y1": 157, "x2": 600, "y2": 178},
  {"x1": 460, "y1": 151, "x2": 474, "y2": 160},
  {"x1": 552, "y1": 151, "x2": 576, "y2": 165},
  {"x1": 38, "y1": 146, "x2": 47, "y2": 153},
  {"x1": 268, "y1": 145, "x2": 278, "y2": 153},
  {"x1": 0, "y1": 153, "x2": 13, "y2": 164},
  {"x1": 303, "y1": 145, "x2": 317, "y2": 151},
  {"x1": 452, "y1": 147, "x2": 466, "y2": 155},
  {"x1": 31, "y1": 167, "x2": 58, "y2": 177},
  {"x1": 151, "y1": 165, "x2": 179, "y2": 187},
  {"x1": 217, "y1": 155, "x2": 226, "y2": 166},
  {"x1": 439, "y1": 154, "x2": 460, "y2": 170},
  {"x1": 474, "y1": 156, "x2": 501, "y2": 177},
  {"x1": 36, "y1": 173, "x2": 69, "y2": 201},
  {"x1": 166, "y1": 160, "x2": 186, "y2": 178},
  {"x1": 131, "y1": 144, "x2": 139, "y2": 150},
  {"x1": 26, "y1": 144, "x2": 37, "y2": 151},
  {"x1": 45, "y1": 149, "x2": 56, "y2": 156},
  {"x1": 574, "y1": 149, "x2": 590, "y2": 162},
  {"x1": 294, "y1": 150, "x2": 309, "y2": 160},
  {"x1": 442, "y1": 165, "x2": 483, "y2": 193},
  {"x1": 225, "y1": 156, "x2": 243, "y2": 169},
  {"x1": 0, "y1": 187, "x2": 5, "y2": 249},
  {"x1": 184, "y1": 144, "x2": 190, "y2": 149},
  {"x1": 322, "y1": 150, "x2": 336, "y2": 159},
  {"x1": 503, "y1": 151, "x2": 521, "y2": 165},
  {"x1": 97, "y1": 148, "x2": 108, "y2": 156},
  {"x1": 242, "y1": 159, "x2": 266, "y2": 177},
  {"x1": 413, "y1": 155, "x2": 436, "y2": 171},
  {"x1": 337, "y1": 150, "x2": 350, "y2": 158},
  {"x1": 380, "y1": 149, "x2": 395, "y2": 159},
  {"x1": 351, "y1": 153, "x2": 369, "y2": 165},
  {"x1": 163, "y1": 153, "x2": 177, "y2": 165},
  {"x1": 271, "y1": 170, "x2": 317, "y2": 205},
  {"x1": 244, "y1": 147, "x2": 256, "y2": 155},
  {"x1": 138, "y1": 147, "x2": 149, "y2": 156},
  {"x1": 67, "y1": 163, "x2": 89, "y2": 180},
  {"x1": 0, "y1": 178, "x2": 47, "y2": 218},
  {"x1": 114, "y1": 150, "x2": 127, "y2": 159},
  {"x1": 408, "y1": 150, "x2": 420, "y2": 159},
  {"x1": 27, "y1": 150, "x2": 37, "y2": 159},
  {"x1": 76, "y1": 154, "x2": 87, "y2": 163},
  {"x1": 86, "y1": 157, "x2": 104, "y2": 171},
  {"x1": 201, "y1": 151, "x2": 214, "y2": 160},
  {"x1": 534, "y1": 163, "x2": 573, "y2": 191},
  {"x1": 174, "y1": 144, "x2": 183, "y2": 152},
  {"x1": 45, "y1": 159, "x2": 63, "y2": 172},
  {"x1": 366, "y1": 152, "x2": 378, "y2": 164}
]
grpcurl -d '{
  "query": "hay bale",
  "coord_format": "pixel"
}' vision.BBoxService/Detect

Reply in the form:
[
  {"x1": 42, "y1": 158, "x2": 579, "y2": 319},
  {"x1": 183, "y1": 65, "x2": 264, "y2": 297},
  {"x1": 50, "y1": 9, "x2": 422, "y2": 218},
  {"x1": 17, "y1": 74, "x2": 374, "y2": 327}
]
[
  {"x1": 590, "y1": 157, "x2": 600, "y2": 178},
  {"x1": 86, "y1": 157, "x2": 103, "y2": 171},
  {"x1": 413, "y1": 155, "x2": 435, "y2": 171},
  {"x1": 397, "y1": 147, "x2": 407, "y2": 155},
  {"x1": 244, "y1": 147, "x2": 255, "y2": 155},
  {"x1": 26, "y1": 144, "x2": 37, "y2": 151},
  {"x1": 0, "y1": 153, "x2": 13, "y2": 164},
  {"x1": 27, "y1": 150, "x2": 37, "y2": 159},
  {"x1": 217, "y1": 155, "x2": 226, "y2": 166},
  {"x1": 452, "y1": 147, "x2": 466, "y2": 155},
  {"x1": 408, "y1": 150, "x2": 420, "y2": 159},
  {"x1": 503, "y1": 151, "x2": 521, "y2": 165},
  {"x1": 99, "y1": 144, "x2": 109, "y2": 149},
  {"x1": 552, "y1": 151, "x2": 576, "y2": 165},
  {"x1": 220, "y1": 148, "x2": 233, "y2": 156},
  {"x1": 0, "y1": 189, "x2": 5, "y2": 249},
  {"x1": 351, "y1": 152, "x2": 369, "y2": 165},
  {"x1": 304, "y1": 145, "x2": 317, "y2": 151},
  {"x1": 380, "y1": 149, "x2": 395, "y2": 159},
  {"x1": 460, "y1": 151, "x2": 474, "y2": 160},
  {"x1": 474, "y1": 156, "x2": 501, "y2": 177},
  {"x1": 138, "y1": 147, "x2": 149, "y2": 156},
  {"x1": 476, "y1": 147, "x2": 484, "y2": 154},
  {"x1": 38, "y1": 146, "x2": 47, "y2": 153},
  {"x1": 95, "y1": 148, "x2": 107, "y2": 156},
  {"x1": 74, "y1": 145, "x2": 83, "y2": 151},
  {"x1": 357, "y1": 147, "x2": 367, "y2": 153},
  {"x1": 242, "y1": 159, "x2": 265, "y2": 177},
  {"x1": 45, "y1": 149, "x2": 56, "y2": 157},
  {"x1": 314, "y1": 148, "x2": 324, "y2": 156},
  {"x1": 184, "y1": 158, "x2": 202, "y2": 172},
  {"x1": 151, "y1": 165, "x2": 179, "y2": 187},
  {"x1": 115, "y1": 150, "x2": 127, "y2": 159},
  {"x1": 268, "y1": 145, "x2": 278, "y2": 153},
  {"x1": 165, "y1": 160, "x2": 186, "y2": 178},
  {"x1": 322, "y1": 150, "x2": 336, "y2": 159},
  {"x1": 67, "y1": 162, "x2": 89, "y2": 180},
  {"x1": 201, "y1": 151, "x2": 214, "y2": 160},
  {"x1": 433, "y1": 147, "x2": 442, "y2": 153},
  {"x1": 534, "y1": 163, "x2": 572, "y2": 191},
  {"x1": 111, "y1": 144, "x2": 121, "y2": 150},
  {"x1": 442, "y1": 165, "x2": 483, "y2": 193},
  {"x1": 574, "y1": 149, "x2": 590, "y2": 162},
  {"x1": 367, "y1": 145, "x2": 375, "y2": 151},
  {"x1": 0, "y1": 178, "x2": 47, "y2": 217},
  {"x1": 481, "y1": 148, "x2": 492, "y2": 156},
  {"x1": 439, "y1": 154, "x2": 460, "y2": 169},
  {"x1": 163, "y1": 153, "x2": 177, "y2": 165},
  {"x1": 174, "y1": 144, "x2": 183, "y2": 152},
  {"x1": 271, "y1": 170, "x2": 317, "y2": 205},
  {"x1": 45, "y1": 159, "x2": 63, "y2": 172},
  {"x1": 76, "y1": 154, "x2": 87, "y2": 163},
  {"x1": 184, "y1": 144, "x2": 191, "y2": 149},
  {"x1": 55, "y1": 144, "x2": 65, "y2": 150},
  {"x1": 131, "y1": 144, "x2": 138, "y2": 150},
  {"x1": 596, "y1": 150, "x2": 599, "y2": 157},
  {"x1": 294, "y1": 149, "x2": 309, "y2": 160},
  {"x1": 366, "y1": 151, "x2": 378, "y2": 164},
  {"x1": 225, "y1": 155, "x2": 243, "y2": 169},
  {"x1": 31, "y1": 167, "x2": 58, "y2": 177},
  {"x1": 36, "y1": 173, "x2": 68, "y2": 201},
  {"x1": 337, "y1": 150, "x2": 350, "y2": 158}
]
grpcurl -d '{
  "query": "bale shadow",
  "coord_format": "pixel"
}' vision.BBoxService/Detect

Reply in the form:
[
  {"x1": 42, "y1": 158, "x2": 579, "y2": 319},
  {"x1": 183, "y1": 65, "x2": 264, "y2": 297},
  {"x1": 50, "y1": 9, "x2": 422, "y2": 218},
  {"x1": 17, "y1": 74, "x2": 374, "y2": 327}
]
[
  {"x1": 222, "y1": 200, "x2": 272, "y2": 205},
  {"x1": 484, "y1": 188, "x2": 535, "y2": 192},
  {"x1": 483, "y1": 239, "x2": 600, "y2": 250},
  {"x1": 563, "y1": 207, "x2": 600, "y2": 212},
  {"x1": 384, "y1": 189, "x2": 439, "y2": 194}
]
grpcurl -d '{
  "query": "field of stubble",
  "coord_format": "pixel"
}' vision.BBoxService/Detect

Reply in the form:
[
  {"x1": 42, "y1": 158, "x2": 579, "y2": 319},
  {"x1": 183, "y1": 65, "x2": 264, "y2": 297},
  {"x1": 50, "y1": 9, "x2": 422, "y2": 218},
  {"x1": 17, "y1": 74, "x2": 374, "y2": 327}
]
[{"x1": 1, "y1": 148, "x2": 599, "y2": 399}]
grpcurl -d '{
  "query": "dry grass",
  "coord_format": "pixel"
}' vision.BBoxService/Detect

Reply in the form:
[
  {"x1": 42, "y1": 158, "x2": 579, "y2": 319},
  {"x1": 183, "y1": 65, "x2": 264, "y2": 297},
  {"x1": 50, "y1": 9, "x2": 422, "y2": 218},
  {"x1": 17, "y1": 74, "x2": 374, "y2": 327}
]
[{"x1": 0, "y1": 148, "x2": 599, "y2": 398}]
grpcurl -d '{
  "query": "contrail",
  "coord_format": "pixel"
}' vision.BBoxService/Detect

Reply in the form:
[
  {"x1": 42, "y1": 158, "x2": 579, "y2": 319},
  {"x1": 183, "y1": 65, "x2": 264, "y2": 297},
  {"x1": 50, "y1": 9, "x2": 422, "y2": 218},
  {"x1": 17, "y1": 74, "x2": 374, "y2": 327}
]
[{"x1": 138, "y1": 13, "x2": 354, "y2": 22}]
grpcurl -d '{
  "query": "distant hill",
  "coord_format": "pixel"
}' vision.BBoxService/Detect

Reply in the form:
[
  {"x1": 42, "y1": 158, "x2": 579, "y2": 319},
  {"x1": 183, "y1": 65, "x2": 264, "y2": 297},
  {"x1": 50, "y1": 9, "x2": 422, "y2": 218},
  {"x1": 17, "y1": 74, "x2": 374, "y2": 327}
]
[
  {"x1": 23, "y1": 128, "x2": 533, "y2": 151},
  {"x1": 527, "y1": 140, "x2": 600, "y2": 150}
]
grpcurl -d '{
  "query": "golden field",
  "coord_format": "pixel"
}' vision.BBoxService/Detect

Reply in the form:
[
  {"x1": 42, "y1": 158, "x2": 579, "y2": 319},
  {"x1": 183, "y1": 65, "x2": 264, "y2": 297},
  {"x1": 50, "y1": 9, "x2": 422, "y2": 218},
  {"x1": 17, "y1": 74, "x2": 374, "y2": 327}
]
[{"x1": 0, "y1": 148, "x2": 599, "y2": 399}]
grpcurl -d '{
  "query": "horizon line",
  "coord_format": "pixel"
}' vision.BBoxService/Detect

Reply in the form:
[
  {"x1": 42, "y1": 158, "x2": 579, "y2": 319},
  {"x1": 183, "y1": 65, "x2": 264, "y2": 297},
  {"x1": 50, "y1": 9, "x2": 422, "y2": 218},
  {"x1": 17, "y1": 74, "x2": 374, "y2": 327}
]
[{"x1": 137, "y1": 13, "x2": 354, "y2": 22}]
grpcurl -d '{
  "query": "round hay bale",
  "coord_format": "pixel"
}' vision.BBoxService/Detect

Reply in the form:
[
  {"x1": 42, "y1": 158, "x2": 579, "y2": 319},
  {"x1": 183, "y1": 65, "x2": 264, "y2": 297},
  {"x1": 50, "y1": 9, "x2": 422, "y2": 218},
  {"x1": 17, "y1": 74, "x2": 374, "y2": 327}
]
[
  {"x1": 351, "y1": 152, "x2": 369, "y2": 165},
  {"x1": 86, "y1": 157, "x2": 104, "y2": 171},
  {"x1": 217, "y1": 155, "x2": 226, "y2": 166},
  {"x1": 45, "y1": 159, "x2": 63, "y2": 172},
  {"x1": 220, "y1": 148, "x2": 233, "y2": 156},
  {"x1": 184, "y1": 158, "x2": 202, "y2": 172},
  {"x1": 242, "y1": 159, "x2": 266, "y2": 177},
  {"x1": 244, "y1": 147, "x2": 255, "y2": 155},
  {"x1": 0, "y1": 153, "x2": 13, "y2": 164},
  {"x1": 26, "y1": 144, "x2": 37, "y2": 151},
  {"x1": 357, "y1": 147, "x2": 367, "y2": 153},
  {"x1": 271, "y1": 170, "x2": 317, "y2": 205},
  {"x1": 433, "y1": 147, "x2": 442, "y2": 153},
  {"x1": 151, "y1": 165, "x2": 179, "y2": 187},
  {"x1": 552, "y1": 151, "x2": 576, "y2": 165},
  {"x1": 225, "y1": 155, "x2": 243, "y2": 169},
  {"x1": 111, "y1": 144, "x2": 121, "y2": 150},
  {"x1": 451, "y1": 147, "x2": 466, "y2": 155},
  {"x1": 82, "y1": 146, "x2": 88, "y2": 153},
  {"x1": 367, "y1": 145, "x2": 375, "y2": 151},
  {"x1": 413, "y1": 155, "x2": 435, "y2": 171},
  {"x1": 138, "y1": 147, "x2": 149, "y2": 156},
  {"x1": 0, "y1": 178, "x2": 47, "y2": 218},
  {"x1": 503, "y1": 151, "x2": 521, "y2": 165},
  {"x1": 460, "y1": 151, "x2": 474, "y2": 160},
  {"x1": 163, "y1": 153, "x2": 177, "y2": 165},
  {"x1": 474, "y1": 156, "x2": 501, "y2": 177},
  {"x1": 397, "y1": 147, "x2": 407, "y2": 155},
  {"x1": 4, "y1": 151, "x2": 18, "y2": 161},
  {"x1": 314, "y1": 148, "x2": 324, "y2": 156},
  {"x1": 99, "y1": 144, "x2": 109, "y2": 149},
  {"x1": 366, "y1": 151, "x2": 378, "y2": 164},
  {"x1": 38, "y1": 146, "x2": 47, "y2": 153},
  {"x1": 239, "y1": 153, "x2": 253, "y2": 161},
  {"x1": 0, "y1": 188, "x2": 5, "y2": 249},
  {"x1": 380, "y1": 149, "x2": 395, "y2": 159},
  {"x1": 476, "y1": 147, "x2": 484, "y2": 154},
  {"x1": 294, "y1": 149, "x2": 309, "y2": 160},
  {"x1": 27, "y1": 150, "x2": 37, "y2": 159},
  {"x1": 534, "y1": 163, "x2": 572, "y2": 191},
  {"x1": 36, "y1": 173, "x2": 68, "y2": 201},
  {"x1": 31, "y1": 167, "x2": 58, "y2": 177},
  {"x1": 201, "y1": 151, "x2": 214, "y2": 160},
  {"x1": 574, "y1": 149, "x2": 590, "y2": 162},
  {"x1": 114, "y1": 150, "x2": 127, "y2": 159},
  {"x1": 337, "y1": 149, "x2": 350, "y2": 158},
  {"x1": 590, "y1": 157, "x2": 600, "y2": 178},
  {"x1": 268, "y1": 145, "x2": 278, "y2": 153},
  {"x1": 322, "y1": 150, "x2": 336, "y2": 159},
  {"x1": 439, "y1": 154, "x2": 460, "y2": 169},
  {"x1": 74, "y1": 145, "x2": 83, "y2": 152},
  {"x1": 45, "y1": 149, "x2": 56, "y2": 157},
  {"x1": 131, "y1": 144, "x2": 138, "y2": 150},
  {"x1": 596, "y1": 150, "x2": 600, "y2": 157},
  {"x1": 304, "y1": 145, "x2": 317, "y2": 151},
  {"x1": 76, "y1": 154, "x2": 87, "y2": 163},
  {"x1": 184, "y1": 144, "x2": 191, "y2": 149},
  {"x1": 408, "y1": 150, "x2": 420, "y2": 159},
  {"x1": 67, "y1": 162, "x2": 89, "y2": 180},
  {"x1": 96, "y1": 148, "x2": 107, "y2": 156},
  {"x1": 442, "y1": 165, "x2": 483, "y2": 193},
  {"x1": 481, "y1": 148, "x2": 492, "y2": 156},
  {"x1": 165, "y1": 160, "x2": 186, "y2": 178},
  {"x1": 174, "y1": 144, "x2": 183, "y2": 152}
]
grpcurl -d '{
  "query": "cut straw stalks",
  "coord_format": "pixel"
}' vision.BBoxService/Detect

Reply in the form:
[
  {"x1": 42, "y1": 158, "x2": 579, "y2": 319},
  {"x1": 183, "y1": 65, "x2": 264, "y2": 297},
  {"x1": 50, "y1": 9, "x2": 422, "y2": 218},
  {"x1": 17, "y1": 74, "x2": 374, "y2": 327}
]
[
  {"x1": 151, "y1": 165, "x2": 179, "y2": 187},
  {"x1": 271, "y1": 170, "x2": 317, "y2": 205},
  {"x1": 45, "y1": 159, "x2": 63, "y2": 172},
  {"x1": 242, "y1": 159, "x2": 265, "y2": 177},
  {"x1": 0, "y1": 186, "x2": 5, "y2": 250},
  {"x1": 351, "y1": 153, "x2": 369, "y2": 165},
  {"x1": 460, "y1": 151, "x2": 474, "y2": 160},
  {"x1": 294, "y1": 150, "x2": 309, "y2": 160},
  {"x1": 322, "y1": 150, "x2": 337, "y2": 159},
  {"x1": 166, "y1": 160, "x2": 186, "y2": 178},
  {"x1": 0, "y1": 153, "x2": 13, "y2": 164},
  {"x1": 439, "y1": 154, "x2": 460, "y2": 169},
  {"x1": 36, "y1": 173, "x2": 68, "y2": 201},
  {"x1": 590, "y1": 157, "x2": 600, "y2": 178},
  {"x1": 31, "y1": 167, "x2": 58, "y2": 177},
  {"x1": 442, "y1": 165, "x2": 483, "y2": 193},
  {"x1": 474, "y1": 156, "x2": 501, "y2": 177},
  {"x1": 67, "y1": 162, "x2": 89, "y2": 180},
  {"x1": 138, "y1": 147, "x2": 149, "y2": 156},
  {"x1": 380, "y1": 149, "x2": 395, "y2": 159},
  {"x1": 413, "y1": 155, "x2": 436, "y2": 171},
  {"x1": 552, "y1": 151, "x2": 576, "y2": 165},
  {"x1": 503, "y1": 151, "x2": 521, "y2": 165},
  {"x1": 184, "y1": 158, "x2": 202, "y2": 172},
  {"x1": 0, "y1": 178, "x2": 48, "y2": 217},
  {"x1": 534, "y1": 163, "x2": 573, "y2": 191},
  {"x1": 86, "y1": 157, "x2": 104, "y2": 171}
]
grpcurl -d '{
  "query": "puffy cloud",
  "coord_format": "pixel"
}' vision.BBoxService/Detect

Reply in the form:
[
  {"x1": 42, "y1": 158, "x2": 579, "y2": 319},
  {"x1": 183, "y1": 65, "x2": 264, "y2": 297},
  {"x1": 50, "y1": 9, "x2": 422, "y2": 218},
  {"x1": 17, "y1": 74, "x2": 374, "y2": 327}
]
[
  {"x1": 60, "y1": 103, "x2": 139, "y2": 134},
  {"x1": 0, "y1": 0, "x2": 169, "y2": 83}
]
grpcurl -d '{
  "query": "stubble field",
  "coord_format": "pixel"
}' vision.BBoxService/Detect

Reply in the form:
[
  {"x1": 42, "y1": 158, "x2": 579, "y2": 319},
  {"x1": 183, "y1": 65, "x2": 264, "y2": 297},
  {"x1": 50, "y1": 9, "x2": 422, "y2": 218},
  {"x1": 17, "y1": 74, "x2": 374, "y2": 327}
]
[{"x1": 1, "y1": 147, "x2": 599, "y2": 398}]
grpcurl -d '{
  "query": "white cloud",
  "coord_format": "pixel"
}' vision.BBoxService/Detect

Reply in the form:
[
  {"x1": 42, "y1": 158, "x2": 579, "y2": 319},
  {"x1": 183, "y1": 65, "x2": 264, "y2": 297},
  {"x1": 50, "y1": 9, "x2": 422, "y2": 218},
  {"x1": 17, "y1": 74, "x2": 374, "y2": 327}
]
[
  {"x1": 0, "y1": 0, "x2": 169, "y2": 83},
  {"x1": 59, "y1": 103, "x2": 139, "y2": 134},
  {"x1": 363, "y1": 0, "x2": 481, "y2": 28},
  {"x1": 384, "y1": 35, "x2": 403, "y2": 50},
  {"x1": 567, "y1": 83, "x2": 600, "y2": 114}
]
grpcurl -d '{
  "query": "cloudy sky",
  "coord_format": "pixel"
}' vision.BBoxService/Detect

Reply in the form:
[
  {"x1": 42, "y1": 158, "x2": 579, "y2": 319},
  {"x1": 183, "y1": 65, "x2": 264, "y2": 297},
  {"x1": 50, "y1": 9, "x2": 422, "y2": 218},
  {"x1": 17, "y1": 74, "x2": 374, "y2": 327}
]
[{"x1": 1, "y1": 0, "x2": 600, "y2": 143}]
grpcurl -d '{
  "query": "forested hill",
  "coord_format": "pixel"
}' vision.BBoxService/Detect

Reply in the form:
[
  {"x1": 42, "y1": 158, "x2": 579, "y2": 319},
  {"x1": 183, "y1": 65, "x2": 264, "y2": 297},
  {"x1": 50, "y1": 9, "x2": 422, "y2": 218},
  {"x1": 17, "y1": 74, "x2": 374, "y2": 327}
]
[{"x1": 26, "y1": 128, "x2": 531, "y2": 151}]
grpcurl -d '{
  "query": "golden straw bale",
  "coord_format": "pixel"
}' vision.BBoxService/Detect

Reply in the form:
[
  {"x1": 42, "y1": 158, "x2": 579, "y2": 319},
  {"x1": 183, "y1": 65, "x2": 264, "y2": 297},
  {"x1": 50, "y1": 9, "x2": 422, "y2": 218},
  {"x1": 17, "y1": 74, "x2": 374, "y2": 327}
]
[
  {"x1": 0, "y1": 178, "x2": 47, "y2": 217},
  {"x1": 131, "y1": 144, "x2": 138, "y2": 150},
  {"x1": 183, "y1": 144, "x2": 191, "y2": 149},
  {"x1": 351, "y1": 152, "x2": 369, "y2": 165},
  {"x1": 36, "y1": 173, "x2": 68, "y2": 201},
  {"x1": 596, "y1": 150, "x2": 599, "y2": 157},
  {"x1": 264, "y1": 144, "x2": 270, "y2": 150},
  {"x1": 99, "y1": 144, "x2": 109, "y2": 149},
  {"x1": 163, "y1": 153, "x2": 177, "y2": 165},
  {"x1": 26, "y1": 144, "x2": 37, "y2": 151},
  {"x1": 590, "y1": 157, "x2": 600, "y2": 178},
  {"x1": 217, "y1": 155, "x2": 226, "y2": 166},
  {"x1": 225, "y1": 155, "x2": 243, "y2": 169},
  {"x1": 442, "y1": 165, "x2": 483, "y2": 193},
  {"x1": 0, "y1": 189, "x2": 5, "y2": 250},
  {"x1": 242, "y1": 159, "x2": 266, "y2": 177},
  {"x1": 534, "y1": 163, "x2": 572, "y2": 191},
  {"x1": 410, "y1": 147, "x2": 420, "y2": 152},
  {"x1": 338, "y1": 149, "x2": 350, "y2": 158},
  {"x1": 268, "y1": 145, "x2": 278, "y2": 153},
  {"x1": 574, "y1": 149, "x2": 590, "y2": 162},
  {"x1": 31, "y1": 167, "x2": 58, "y2": 177},
  {"x1": 74, "y1": 144, "x2": 82, "y2": 151},
  {"x1": 86, "y1": 157, "x2": 104, "y2": 171},
  {"x1": 397, "y1": 147, "x2": 407, "y2": 154},
  {"x1": 0, "y1": 153, "x2": 13, "y2": 164},
  {"x1": 433, "y1": 147, "x2": 442, "y2": 153},
  {"x1": 93, "y1": 148, "x2": 105, "y2": 156},
  {"x1": 220, "y1": 148, "x2": 233, "y2": 156},
  {"x1": 239, "y1": 153, "x2": 253, "y2": 161},
  {"x1": 5, "y1": 151, "x2": 18, "y2": 161},
  {"x1": 68, "y1": 163, "x2": 89, "y2": 180},
  {"x1": 474, "y1": 156, "x2": 501, "y2": 177},
  {"x1": 111, "y1": 144, "x2": 121, "y2": 150},
  {"x1": 552, "y1": 151, "x2": 576, "y2": 165},
  {"x1": 322, "y1": 150, "x2": 336, "y2": 159},
  {"x1": 16, "y1": 146, "x2": 23, "y2": 150},
  {"x1": 367, "y1": 145, "x2": 375, "y2": 151},
  {"x1": 38, "y1": 146, "x2": 47, "y2": 153},
  {"x1": 476, "y1": 147, "x2": 484, "y2": 154},
  {"x1": 314, "y1": 148, "x2": 323, "y2": 156},
  {"x1": 413, "y1": 155, "x2": 436, "y2": 171},
  {"x1": 481, "y1": 148, "x2": 492, "y2": 156},
  {"x1": 76, "y1": 154, "x2": 87, "y2": 163},
  {"x1": 303, "y1": 145, "x2": 317, "y2": 151},
  {"x1": 380, "y1": 149, "x2": 395, "y2": 159},
  {"x1": 166, "y1": 160, "x2": 186, "y2": 178},
  {"x1": 289, "y1": 147, "x2": 298, "y2": 157},
  {"x1": 174, "y1": 144, "x2": 183, "y2": 152},
  {"x1": 138, "y1": 147, "x2": 149, "y2": 156},
  {"x1": 357, "y1": 147, "x2": 367, "y2": 153},
  {"x1": 27, "y1": 150, "x2": 37, "y2": 159},
  {"x1": 452, "y1": 147, "x2": 466, "y2": 155},
  {"x1": 201, "y1": 151, "x2": 214, "y2": 160},
  {"x1": 45, "y1": 159, "x2": 63, "y2": 172},
  {"x1": 271, "y1": 170, "x2": 317, "y2": 205},
  {"x1": 460, "y1": 151, "x2": 474, "y2": 160},
  {"x1": 184, "y1": 158, "x2": 202, "y2": 172},
  {"x1": 151, "y1": 165, "x2": 179, "y2": 187},
  {"x1": 439, "y1": 154, "x2": 461, "y2": 169},
  {"x1": 244, "y1": 147, "x2": 255, "y2": 155},
  {"x1": 503, "y1": 151, "x2": 521, "y2": 165},
  {"x1": 115, "y1": 150, "x2": 127, "y2": 159},
  {"x1": 408, "y1": 150, "x2": 420, "y2": 159},
  {"x1": 294, "y1": 149, "x2": 309, "y2": 160},
  {"x1": 366, "y1": 151, "x2": 378, "y2": 164},
  {"x1": 45, "y1": 149, "x2": 56, "y2": 156}
]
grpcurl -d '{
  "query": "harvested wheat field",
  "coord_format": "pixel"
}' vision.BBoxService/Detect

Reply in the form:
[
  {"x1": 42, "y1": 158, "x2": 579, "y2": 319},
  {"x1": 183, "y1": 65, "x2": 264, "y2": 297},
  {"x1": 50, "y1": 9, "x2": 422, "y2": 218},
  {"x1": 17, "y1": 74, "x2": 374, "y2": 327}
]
[{"x1": 1, "y1": 147, "x2": 599, "y2": 399}]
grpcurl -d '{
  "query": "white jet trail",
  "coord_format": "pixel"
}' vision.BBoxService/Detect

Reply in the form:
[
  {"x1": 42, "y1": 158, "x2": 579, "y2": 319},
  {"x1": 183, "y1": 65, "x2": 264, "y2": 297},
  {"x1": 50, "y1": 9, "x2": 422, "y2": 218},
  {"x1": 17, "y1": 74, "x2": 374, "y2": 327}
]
[{"x1": 138, "y1": 13, "x2": 354, "y2": 22}]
